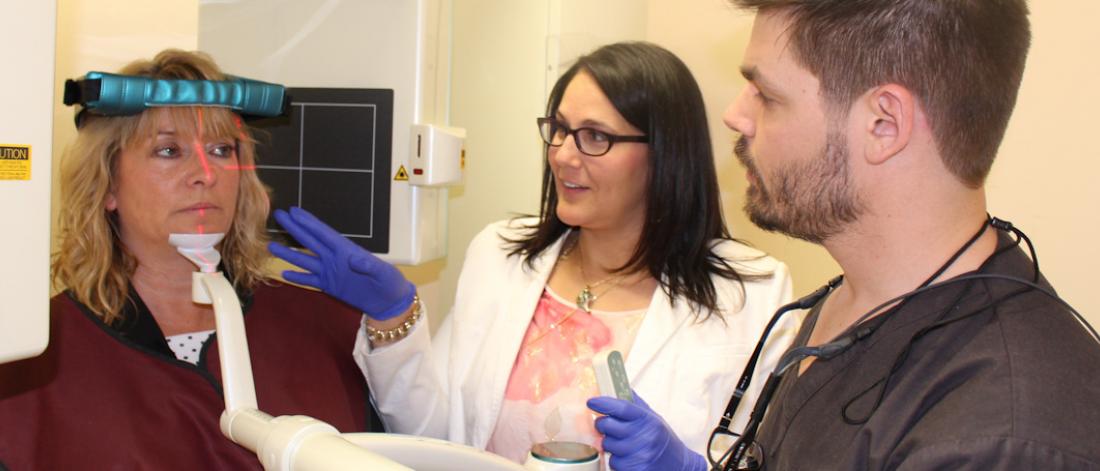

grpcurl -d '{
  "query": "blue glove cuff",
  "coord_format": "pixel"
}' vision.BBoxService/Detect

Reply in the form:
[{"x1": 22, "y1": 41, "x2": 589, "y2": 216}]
[
  {"x1": 686, "y1": 451, "x2": 708, "y2": 471},
  {"x1": 371, "y1": 281, "x2": 417, "y2": 320}
]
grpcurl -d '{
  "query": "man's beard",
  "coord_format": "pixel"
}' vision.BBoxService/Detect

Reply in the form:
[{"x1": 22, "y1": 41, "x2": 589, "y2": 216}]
[{"x1": 735, "y1": 131, "x2": 863, "y2": 244}]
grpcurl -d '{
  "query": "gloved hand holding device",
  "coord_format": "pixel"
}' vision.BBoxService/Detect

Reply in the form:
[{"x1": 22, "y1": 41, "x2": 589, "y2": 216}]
[
  {"x1": 268, "y1": 206, "x2": 415, "y2": 320},
  {"x1": 588, "y1": 392, "x2": 707, "y2": 471}
]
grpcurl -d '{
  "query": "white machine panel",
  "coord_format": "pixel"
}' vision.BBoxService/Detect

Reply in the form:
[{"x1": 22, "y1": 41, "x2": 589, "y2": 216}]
[
  {"x1": 199, "y1": 0, "x2": 460, "y2": 265},
  {"x1": 0, "y1": 0, "x2": 55, "y2": 364}
]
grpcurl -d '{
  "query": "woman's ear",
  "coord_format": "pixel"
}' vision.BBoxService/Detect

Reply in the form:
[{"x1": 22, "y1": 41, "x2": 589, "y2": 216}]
[
  {"x1": 104, "y1": 191, "x2": 118, "y2": 211},
  {"x1": 861, "y1": 84, "x2": 915, "y2": 165}
]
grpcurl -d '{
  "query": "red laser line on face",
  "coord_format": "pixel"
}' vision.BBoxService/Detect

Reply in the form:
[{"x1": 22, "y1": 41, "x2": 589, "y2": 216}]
[
  {"x1": 194, "y1": 108, "x2": 213, "y2": 182},
  {"x1": 181, "y1": 111, "x2": 247, "y2": 236},
  {"x1": 191, "y1": 108, "x2": 211, "y2": 237},
  {"x1": 225, "y1": 127, "x2": 251, "y2": 172}
]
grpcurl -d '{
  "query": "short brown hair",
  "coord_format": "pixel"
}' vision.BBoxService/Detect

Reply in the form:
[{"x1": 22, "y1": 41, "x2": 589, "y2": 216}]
[
  {"x1": 52, "y1": 49, "x2": 272, "y2": 324},
  {"x1": 731, "y1": 0, "x2": 1030, "y2": 187}
]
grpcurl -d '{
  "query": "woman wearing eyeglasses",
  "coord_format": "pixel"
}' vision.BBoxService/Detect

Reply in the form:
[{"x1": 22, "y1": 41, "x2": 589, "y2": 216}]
[{"x1": 270, "y1": 41, "x2": 799, "y2": 469}]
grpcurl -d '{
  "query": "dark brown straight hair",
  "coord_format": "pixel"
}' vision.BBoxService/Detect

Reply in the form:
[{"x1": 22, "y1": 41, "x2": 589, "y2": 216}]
[{"x1": 508, "y1": 41, "x2": 761, "y2": 319}]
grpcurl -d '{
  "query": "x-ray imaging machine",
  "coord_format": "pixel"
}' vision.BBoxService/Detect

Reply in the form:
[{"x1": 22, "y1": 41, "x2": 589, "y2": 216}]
[{"x1": 201, "y1": 0, "x2": 465, "y2": 265}]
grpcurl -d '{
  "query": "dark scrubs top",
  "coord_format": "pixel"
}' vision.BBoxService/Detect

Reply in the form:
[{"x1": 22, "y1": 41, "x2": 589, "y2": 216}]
[{"x1": 755, "y1": 232, "x2": 1100, "y2": 470}]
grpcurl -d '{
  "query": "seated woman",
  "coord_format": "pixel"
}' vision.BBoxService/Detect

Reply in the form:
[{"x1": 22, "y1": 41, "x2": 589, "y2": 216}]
[
  {"x1": 270, "y1": 41, "x2": 801, "y2": 468},
  {"x1": 0, "y1": 49, "x2": 381, "y2": 469}
]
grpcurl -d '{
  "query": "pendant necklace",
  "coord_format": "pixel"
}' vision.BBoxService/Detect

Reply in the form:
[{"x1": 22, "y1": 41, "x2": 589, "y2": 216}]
[
  {"x1": 568, "y1": 235, "x2": 625, "y2": 313},
  {"x1": 525, "y1": 239, "x2": 625, "y2": 347},
  {"x1": 575, "y1": 260, "x2": 622, "y2": 313}
]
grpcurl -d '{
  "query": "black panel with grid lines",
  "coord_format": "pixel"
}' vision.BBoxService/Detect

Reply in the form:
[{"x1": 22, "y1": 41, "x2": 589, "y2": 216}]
[{"x1": 250, "y1": 88, "x2": 394, "y2": 253}]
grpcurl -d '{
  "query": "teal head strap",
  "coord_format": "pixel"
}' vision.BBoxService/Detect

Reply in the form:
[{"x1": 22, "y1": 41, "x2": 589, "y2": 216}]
[{"x1": 63, "y1": 71, "x2": 288, "y2": 127}]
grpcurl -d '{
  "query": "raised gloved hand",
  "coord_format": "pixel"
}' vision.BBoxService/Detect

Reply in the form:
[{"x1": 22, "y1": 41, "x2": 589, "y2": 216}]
[
  {"x1": 268, "y1": 206, "x2": 415, "y2": 320},
  {"x1": 588, "y1": 392, "x2": 707, "y2": 471}
]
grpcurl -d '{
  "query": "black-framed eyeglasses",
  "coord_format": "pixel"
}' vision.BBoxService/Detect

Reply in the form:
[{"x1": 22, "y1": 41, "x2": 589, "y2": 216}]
[
  {"x1": 536, "y1": 117, "x2": 647, "y2": 157},
  {"x1": 707, "y1": 427, "x2": 764, "y2": 471}
]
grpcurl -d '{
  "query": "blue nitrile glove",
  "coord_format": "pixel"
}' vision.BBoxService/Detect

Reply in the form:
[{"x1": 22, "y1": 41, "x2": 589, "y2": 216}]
[
  {"x1": 588, "y1": 392, "x2": 707, "y2": 471},
  {"x1": 268, "y1": 206, "x2": 415, "y2": 320}
]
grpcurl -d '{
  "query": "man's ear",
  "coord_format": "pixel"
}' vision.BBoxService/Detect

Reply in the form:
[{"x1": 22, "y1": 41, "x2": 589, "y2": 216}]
[{"x1": 861, "y1": 84, "x2": 915, "y2": 165}]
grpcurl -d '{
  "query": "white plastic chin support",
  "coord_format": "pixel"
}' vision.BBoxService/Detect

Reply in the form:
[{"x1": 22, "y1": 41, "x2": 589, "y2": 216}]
[
  {"x1": 169, "y1": 233, "x2": 224, "y2": 305},
  {"x1": 169, "y1": 233, "x2": 525, "y2": 470}
]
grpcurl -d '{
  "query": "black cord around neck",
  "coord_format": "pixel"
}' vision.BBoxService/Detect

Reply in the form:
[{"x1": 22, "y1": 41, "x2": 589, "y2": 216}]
[
  {"x1": 918, "y1": 217, "x2": 991, "y2": 287},
  {"x1": 838, "y1": 224, "x2": 1077, "y2": 425},
  {"x1": 845, "y1": 217, "x2": 993, "y2": 330},
  {"x1": 715, "y1": 217, "x2": 1098, "y2": 470},
  {"x1": 719, "y1": 218, "x2": 997, "y2": 469}
]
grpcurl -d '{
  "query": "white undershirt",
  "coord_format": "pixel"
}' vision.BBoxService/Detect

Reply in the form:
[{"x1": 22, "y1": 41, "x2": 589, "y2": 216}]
[{"x1": 165, "y1": 329, "x2": 215, "y2": 365}]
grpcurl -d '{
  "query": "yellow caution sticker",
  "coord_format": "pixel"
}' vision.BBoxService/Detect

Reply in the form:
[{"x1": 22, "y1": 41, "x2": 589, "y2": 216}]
[
  {"x1": 0, "y1": 144, "x2": 31, "y2": 181},
  {"x1": 394, "y1": 165, "x2": 409, "y2": 181}
]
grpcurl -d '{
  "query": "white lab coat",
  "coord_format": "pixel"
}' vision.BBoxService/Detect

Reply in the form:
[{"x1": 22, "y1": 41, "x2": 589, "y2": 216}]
[{"x1": 355, "y1": 218, "x2": 800, "y2": 457}]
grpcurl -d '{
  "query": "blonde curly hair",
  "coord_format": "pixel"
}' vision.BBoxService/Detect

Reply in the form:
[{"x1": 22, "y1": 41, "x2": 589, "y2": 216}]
[{"x1": 52, "y1": 49, "x2": 273, "y2": 325}]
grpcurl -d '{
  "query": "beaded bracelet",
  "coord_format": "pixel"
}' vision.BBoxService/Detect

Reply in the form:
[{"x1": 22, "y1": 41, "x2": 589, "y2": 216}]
[{"x1": 366, "y1": 295, "x2": 423, "y2": 344}]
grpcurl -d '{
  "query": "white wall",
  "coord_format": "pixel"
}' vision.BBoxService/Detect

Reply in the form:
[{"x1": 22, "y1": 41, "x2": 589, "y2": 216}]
[
  {"x1": 439, "y1": 0, "x2": 811, "y2": 329},
  {"x1": 49, "y1": 0, "x2": 1099, "y2": 331},
  {"x1": 50, "y1": 0, "x2": 198, "y2": 274},
  {"x1": 989, "y1": 0, "x2": 1100, "y2": 327},
  {"x1": 641, "y1": 0, "x2": 1099, "y2": 328},
  {"x1": 433, "y1": 0, "x2": 647, "y2": 329},
  {"x1": 644, "y1": 1, "x2": 837, "y2": 305},
  {"x1": 416, "y1": 0, "x2": 549, "y2": 328}
]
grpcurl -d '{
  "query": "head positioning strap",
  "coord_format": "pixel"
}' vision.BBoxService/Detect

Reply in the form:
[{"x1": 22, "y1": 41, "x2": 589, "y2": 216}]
[{"x1": 63, "y1": 71, "x2": 288, "y2": 127}]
